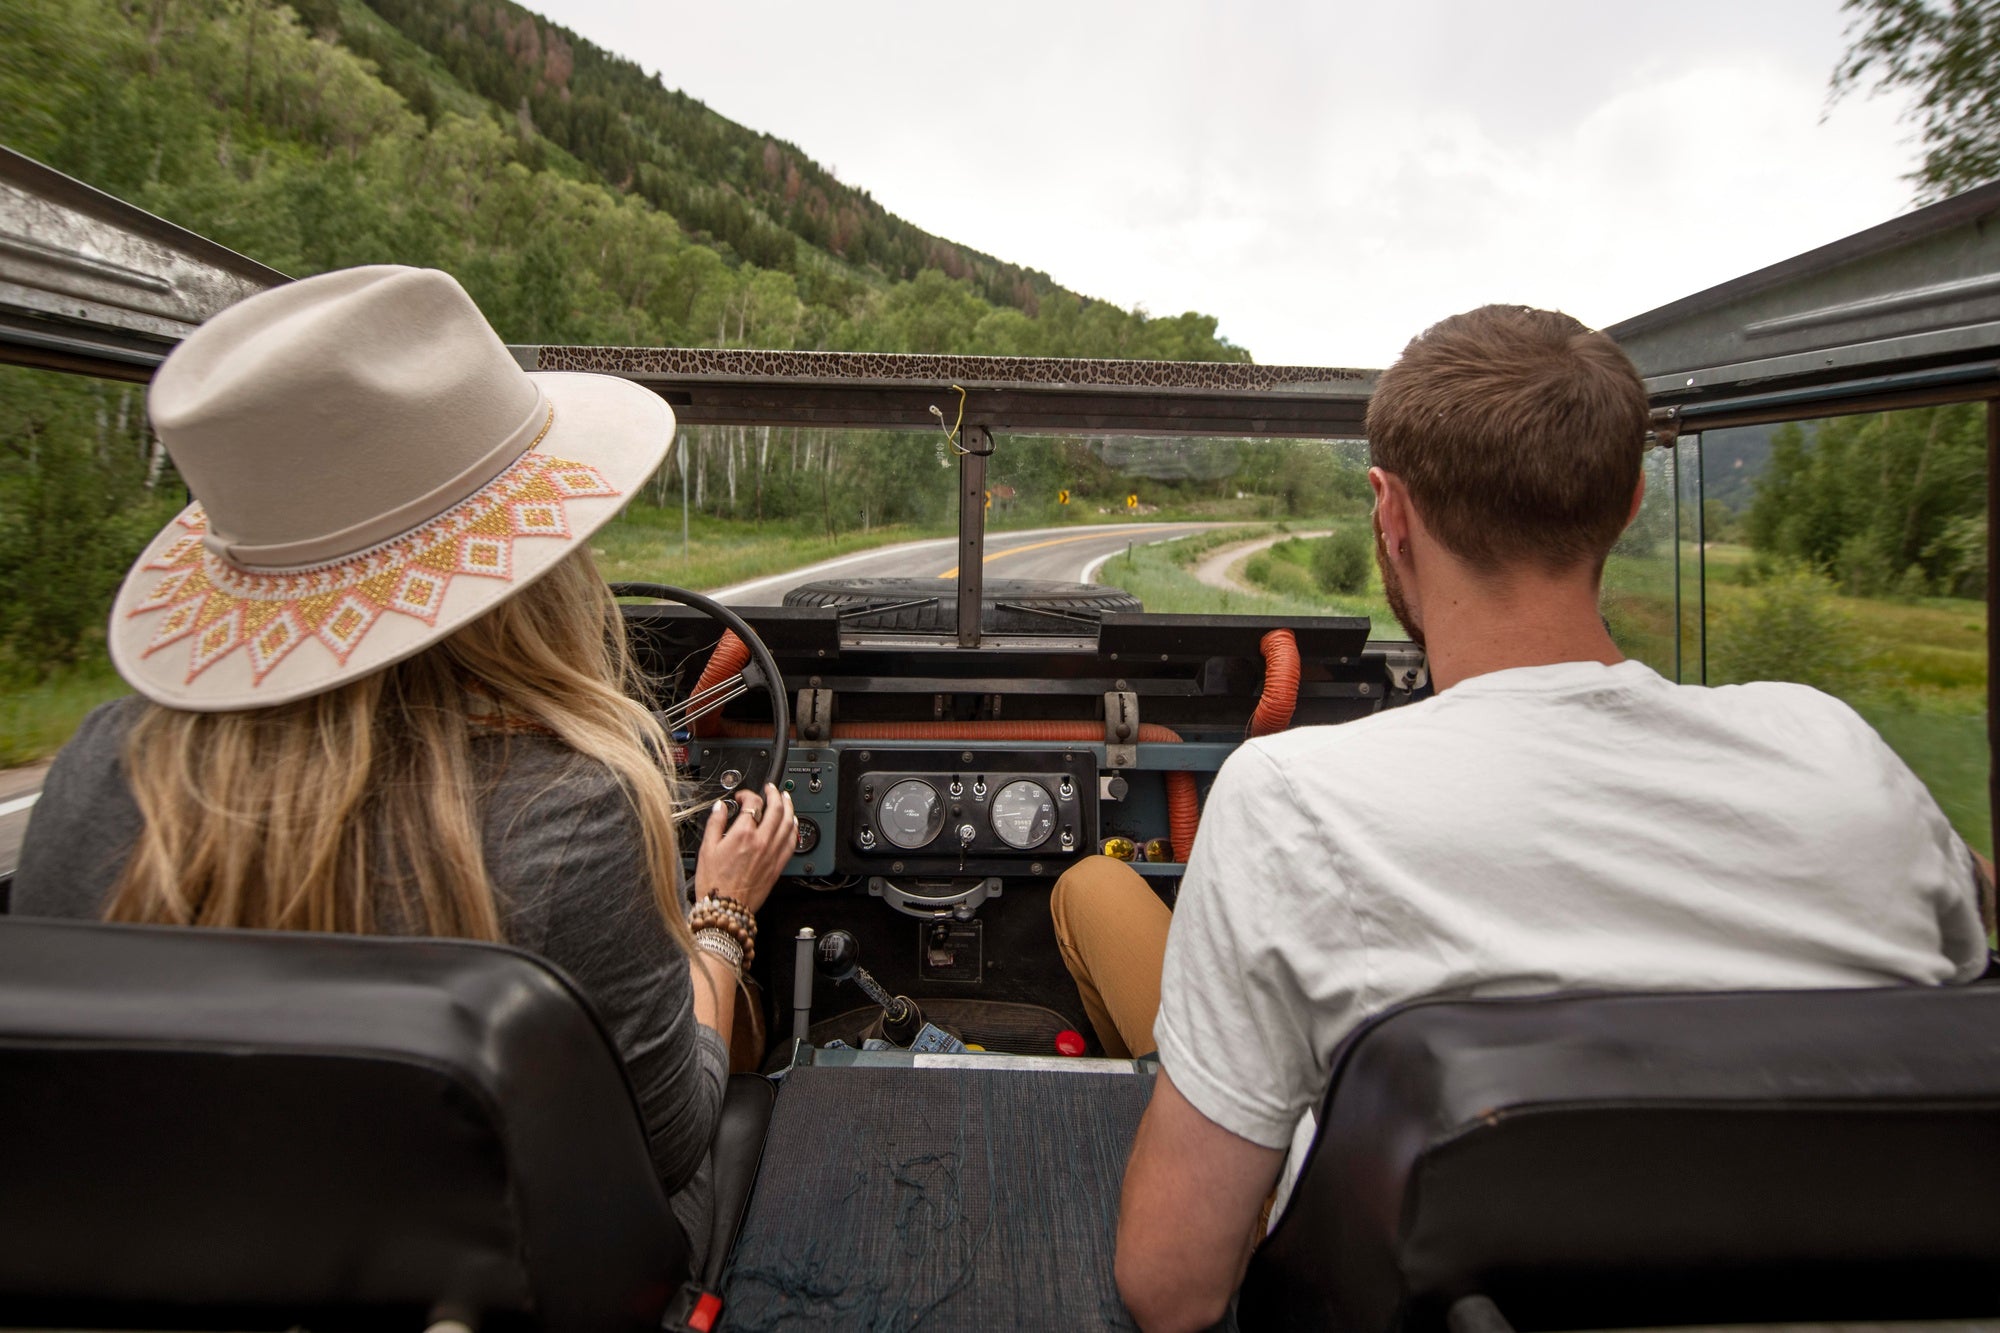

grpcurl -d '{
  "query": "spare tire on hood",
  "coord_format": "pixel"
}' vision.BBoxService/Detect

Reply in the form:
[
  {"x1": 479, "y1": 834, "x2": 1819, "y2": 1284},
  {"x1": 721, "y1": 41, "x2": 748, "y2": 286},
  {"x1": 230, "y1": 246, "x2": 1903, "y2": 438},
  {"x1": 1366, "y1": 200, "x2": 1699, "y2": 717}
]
[{"x1": 781, "y1": 577, "x2": 1141, "y2": 634}]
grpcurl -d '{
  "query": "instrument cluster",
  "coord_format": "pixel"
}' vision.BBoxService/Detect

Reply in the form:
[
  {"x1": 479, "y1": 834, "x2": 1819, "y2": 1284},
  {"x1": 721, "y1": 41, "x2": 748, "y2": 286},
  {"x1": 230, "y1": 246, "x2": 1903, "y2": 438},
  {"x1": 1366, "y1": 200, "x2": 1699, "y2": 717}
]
[{"x1": 839, "y1": 748, "x2": 1097, "y2": 873}]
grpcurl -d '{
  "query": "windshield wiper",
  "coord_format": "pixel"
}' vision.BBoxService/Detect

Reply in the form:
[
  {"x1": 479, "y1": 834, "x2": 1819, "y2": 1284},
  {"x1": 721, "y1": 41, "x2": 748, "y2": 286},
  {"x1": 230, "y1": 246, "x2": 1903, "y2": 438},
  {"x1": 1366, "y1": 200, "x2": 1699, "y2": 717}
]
[
  {"x1": 836, "y1": 597, "x2": 941, "y2": 622},
  {"x1": 992, "y1": 601, "x2": 1103, "y2": 627}
]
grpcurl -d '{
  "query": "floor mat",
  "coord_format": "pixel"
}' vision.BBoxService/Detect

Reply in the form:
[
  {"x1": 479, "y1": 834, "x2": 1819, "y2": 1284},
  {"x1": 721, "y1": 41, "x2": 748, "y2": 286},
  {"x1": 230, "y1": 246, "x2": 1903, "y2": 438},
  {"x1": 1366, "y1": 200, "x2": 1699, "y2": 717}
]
[{"x1": 721, "y1": 1064, "x2": 1154, "y2": 1331}]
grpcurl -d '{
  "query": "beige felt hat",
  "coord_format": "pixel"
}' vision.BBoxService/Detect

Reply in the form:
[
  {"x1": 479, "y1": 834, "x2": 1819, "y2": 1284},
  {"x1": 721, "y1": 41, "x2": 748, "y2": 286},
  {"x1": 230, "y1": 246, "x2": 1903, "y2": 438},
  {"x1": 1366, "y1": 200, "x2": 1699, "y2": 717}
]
[{"x1": 109, "y1": 265, "x2": 674, "y2": 711}]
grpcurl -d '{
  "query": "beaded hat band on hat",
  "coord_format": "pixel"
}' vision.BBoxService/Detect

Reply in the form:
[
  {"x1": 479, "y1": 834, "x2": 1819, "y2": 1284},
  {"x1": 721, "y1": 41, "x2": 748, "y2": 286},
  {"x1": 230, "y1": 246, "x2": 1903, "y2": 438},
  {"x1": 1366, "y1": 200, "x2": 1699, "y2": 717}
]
[{"x1": 109, "y1": 265, "x2": 674, "y2": 711}]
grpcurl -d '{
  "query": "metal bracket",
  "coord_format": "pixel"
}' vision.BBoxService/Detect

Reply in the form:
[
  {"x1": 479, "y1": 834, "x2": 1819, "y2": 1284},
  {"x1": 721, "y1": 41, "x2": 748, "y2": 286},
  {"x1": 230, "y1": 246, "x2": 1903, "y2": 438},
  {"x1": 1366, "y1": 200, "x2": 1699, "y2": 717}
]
[
  {"x1": 955, "y1": 426, "x2": 992, "y2": 650},
  {"x1": 795, "y1": 687, "x2": 834, "y2": 742},
  {"x1": 1103, "y1": 689, "x2": 1140, "y2": 769},
  {"x1": 1647, "y1": 404, "x2": 1681, "y2": 449},
  {"x1": 868, "y1": 875, "x2": 1002, "y2": 919},
  {"x1": 1382, "y1": 648, "x2": 1430, "y2": 694}
]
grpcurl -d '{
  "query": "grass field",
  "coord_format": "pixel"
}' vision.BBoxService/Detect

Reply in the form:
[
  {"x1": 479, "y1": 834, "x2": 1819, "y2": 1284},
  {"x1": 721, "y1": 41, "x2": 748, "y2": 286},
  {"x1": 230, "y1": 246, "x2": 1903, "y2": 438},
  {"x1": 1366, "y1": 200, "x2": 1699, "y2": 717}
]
[
  {"x1": 0, "y1": 657, "x2": 131, "y2": 769},
  {"x1": 1110, "y1": 531, "x2": 1992, "y2": 855}
]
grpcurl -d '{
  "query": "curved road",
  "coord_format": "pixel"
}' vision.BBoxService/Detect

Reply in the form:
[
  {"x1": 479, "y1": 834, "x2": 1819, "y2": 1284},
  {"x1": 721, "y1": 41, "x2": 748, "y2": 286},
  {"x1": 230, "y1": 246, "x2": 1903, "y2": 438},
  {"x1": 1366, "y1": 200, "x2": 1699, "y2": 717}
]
[
  {"x1": 0, "y1": 522, "x2": 1226, "y2": 875},
  {"x1": 709, "y1": 521, "x2": 1225, "y2": 605}
]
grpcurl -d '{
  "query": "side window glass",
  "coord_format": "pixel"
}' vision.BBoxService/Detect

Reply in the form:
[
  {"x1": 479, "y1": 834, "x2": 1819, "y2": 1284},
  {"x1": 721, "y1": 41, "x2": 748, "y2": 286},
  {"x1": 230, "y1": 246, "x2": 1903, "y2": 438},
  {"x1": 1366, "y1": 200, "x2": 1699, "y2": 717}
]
[
  {"x1": 1603, "y1": 442, "x2": 1681, "y2": 677},
  {"x1": 1703, "y1": 409, "x2": 1990, "y2": 856}
]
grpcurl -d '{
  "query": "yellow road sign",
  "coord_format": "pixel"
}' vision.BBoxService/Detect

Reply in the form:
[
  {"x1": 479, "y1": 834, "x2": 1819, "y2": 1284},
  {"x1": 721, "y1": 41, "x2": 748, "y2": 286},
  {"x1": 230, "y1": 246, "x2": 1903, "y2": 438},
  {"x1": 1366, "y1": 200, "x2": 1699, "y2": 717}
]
[
  {"x1": 1058, "y1": 489, "x2": 1070, "y2": 505},
  {"x1": 984, "y1": 489, "x2": 991, "y2": 510},
  {"x1": 1126, "y1": 493, "x2": 1138, "y2": 508}
]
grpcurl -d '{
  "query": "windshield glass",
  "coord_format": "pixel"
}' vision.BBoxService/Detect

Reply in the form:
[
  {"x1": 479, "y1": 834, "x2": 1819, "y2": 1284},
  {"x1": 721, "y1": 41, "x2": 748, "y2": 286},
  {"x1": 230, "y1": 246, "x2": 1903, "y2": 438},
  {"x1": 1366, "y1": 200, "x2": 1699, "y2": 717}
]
[
  {"x1": 615, "y1": 423, "x2": 1702, "y2": 664},
  {"x1": 610, "y1": 425, "x2": 1409, "y2": 635}
]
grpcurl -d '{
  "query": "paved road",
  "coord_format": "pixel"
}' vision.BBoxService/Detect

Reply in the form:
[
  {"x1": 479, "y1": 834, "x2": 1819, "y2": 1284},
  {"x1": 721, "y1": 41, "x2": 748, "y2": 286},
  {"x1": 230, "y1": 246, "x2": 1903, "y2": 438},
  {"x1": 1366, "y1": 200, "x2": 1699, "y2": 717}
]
[
  {"x1": 709, "y1": 521, "x2": 1226, "y2": 605},
  {"x1": 0, "y1": 761, "x2": 50, "y2": 880}
]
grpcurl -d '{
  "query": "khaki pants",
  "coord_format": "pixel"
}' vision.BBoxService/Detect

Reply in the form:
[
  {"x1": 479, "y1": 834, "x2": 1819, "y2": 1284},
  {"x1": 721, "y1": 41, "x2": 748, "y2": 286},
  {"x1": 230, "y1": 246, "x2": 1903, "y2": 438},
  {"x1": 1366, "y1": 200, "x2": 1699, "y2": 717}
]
[{"x1": 1050, "y1": 855, "x2": 1172, "y2": 1058}]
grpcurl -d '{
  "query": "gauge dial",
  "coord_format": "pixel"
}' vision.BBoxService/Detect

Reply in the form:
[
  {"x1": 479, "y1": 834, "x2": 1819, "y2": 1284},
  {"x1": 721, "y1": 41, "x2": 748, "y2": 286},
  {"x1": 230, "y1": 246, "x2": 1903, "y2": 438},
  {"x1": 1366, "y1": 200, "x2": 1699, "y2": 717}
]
[
  {"x1": 990, "y1": 780, "x2": 1056, "y2": 850},
  {"x1": 878, "y1": 779, "x2": 944, "y2": 850}
]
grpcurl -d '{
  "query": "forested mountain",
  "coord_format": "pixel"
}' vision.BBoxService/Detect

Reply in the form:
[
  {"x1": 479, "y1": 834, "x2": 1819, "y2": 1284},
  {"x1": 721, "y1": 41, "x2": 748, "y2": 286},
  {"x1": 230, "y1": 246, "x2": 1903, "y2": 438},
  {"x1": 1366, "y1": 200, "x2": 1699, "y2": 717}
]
[
  {"x1": 311, "y1": 0, "x2": 1069, "y2": 315},
  {"x1": 0, "y1": 0, "x2": 1253, "y2": 688}
]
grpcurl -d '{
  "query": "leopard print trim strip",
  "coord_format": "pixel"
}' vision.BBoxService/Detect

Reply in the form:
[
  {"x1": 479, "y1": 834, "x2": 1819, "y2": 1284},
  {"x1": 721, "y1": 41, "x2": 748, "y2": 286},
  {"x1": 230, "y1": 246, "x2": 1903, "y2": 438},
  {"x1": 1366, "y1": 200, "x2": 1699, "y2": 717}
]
[{"x1": 530, "y1": 346, "x2": 1370, "y2": 391}]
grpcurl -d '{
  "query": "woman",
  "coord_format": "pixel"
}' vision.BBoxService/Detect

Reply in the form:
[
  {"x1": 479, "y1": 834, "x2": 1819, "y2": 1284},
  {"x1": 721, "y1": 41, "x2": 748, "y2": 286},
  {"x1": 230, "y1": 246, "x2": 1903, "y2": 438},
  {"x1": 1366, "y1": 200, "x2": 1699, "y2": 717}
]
[{"x1": 11, "y1": 265, "x2": 794, "y2": 1268}]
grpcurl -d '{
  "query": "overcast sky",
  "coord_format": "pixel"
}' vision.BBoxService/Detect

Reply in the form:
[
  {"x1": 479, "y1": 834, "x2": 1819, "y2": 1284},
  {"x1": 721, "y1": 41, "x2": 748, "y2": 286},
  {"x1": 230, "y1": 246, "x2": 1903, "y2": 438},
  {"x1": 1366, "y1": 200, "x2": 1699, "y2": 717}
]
[{"x1": 527, "y1": 1, "x2": 1919, "y2": 368}]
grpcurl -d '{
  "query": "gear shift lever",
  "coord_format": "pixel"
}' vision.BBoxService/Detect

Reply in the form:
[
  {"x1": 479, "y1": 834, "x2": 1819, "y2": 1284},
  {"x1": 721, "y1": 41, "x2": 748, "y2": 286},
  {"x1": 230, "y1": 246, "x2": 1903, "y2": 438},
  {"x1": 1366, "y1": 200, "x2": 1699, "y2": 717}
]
[{"x1": 816, "y1": 929, "x2": 925, "y2": 1046}]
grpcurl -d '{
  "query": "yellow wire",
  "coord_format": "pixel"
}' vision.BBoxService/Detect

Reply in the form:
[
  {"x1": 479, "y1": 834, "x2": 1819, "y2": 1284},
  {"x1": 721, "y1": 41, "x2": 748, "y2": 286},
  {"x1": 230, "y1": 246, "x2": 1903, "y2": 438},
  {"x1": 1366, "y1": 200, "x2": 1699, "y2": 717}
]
[{"x1": 928, "y1": 385, "x2": 969, "y2": 454}]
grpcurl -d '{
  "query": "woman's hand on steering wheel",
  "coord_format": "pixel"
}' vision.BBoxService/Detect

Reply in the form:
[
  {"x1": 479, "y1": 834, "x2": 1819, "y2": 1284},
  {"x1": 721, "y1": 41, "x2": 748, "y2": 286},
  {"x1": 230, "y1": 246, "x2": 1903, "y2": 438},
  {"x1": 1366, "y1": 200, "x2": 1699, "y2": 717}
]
[{"x1": 695, "y1": 784, "x2": 796, "y2": 915}]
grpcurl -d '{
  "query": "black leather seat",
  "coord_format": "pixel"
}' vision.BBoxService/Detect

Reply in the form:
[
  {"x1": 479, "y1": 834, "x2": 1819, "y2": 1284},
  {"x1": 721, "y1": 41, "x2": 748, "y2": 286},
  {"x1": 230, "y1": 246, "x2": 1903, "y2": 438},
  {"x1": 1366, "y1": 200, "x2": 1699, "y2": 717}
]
[
  {"x1": 1240, "y1": 985, "x2": 2000, "y2": 1332},
  {"x1": 0, "y1": 915, "x2": 772, "y2": 1331}
]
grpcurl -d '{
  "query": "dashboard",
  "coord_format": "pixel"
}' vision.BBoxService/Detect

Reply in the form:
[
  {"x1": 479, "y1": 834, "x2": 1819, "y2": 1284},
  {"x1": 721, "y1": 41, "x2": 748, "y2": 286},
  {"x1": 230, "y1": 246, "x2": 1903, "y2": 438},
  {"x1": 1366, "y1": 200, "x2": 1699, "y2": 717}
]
[{"x1": 644, "y1": 605, "x2": 1415, "y2": 919}]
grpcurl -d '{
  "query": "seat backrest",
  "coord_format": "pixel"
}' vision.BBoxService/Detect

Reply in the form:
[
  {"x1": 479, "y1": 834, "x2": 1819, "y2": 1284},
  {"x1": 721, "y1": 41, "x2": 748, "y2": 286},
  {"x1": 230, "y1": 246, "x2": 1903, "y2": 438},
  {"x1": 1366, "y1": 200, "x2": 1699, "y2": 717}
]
[
  {"x1": 1241, "y1": 985, "x2": 2000, "y2": 1333},
  {"x1": 0, "y1": 915, "x2": 690, "y2": 1331}
]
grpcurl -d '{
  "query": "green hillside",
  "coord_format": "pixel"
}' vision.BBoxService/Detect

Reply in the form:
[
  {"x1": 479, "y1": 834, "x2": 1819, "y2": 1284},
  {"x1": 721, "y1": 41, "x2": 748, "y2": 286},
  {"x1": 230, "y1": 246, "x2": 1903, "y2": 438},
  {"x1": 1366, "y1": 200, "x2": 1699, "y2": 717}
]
[
  {"x1": 315, "y1": 0, "x2": 1074, "y2": 316},
  {"x1": 0, "y1": 0, "x2": 1246, "y2": 359}
]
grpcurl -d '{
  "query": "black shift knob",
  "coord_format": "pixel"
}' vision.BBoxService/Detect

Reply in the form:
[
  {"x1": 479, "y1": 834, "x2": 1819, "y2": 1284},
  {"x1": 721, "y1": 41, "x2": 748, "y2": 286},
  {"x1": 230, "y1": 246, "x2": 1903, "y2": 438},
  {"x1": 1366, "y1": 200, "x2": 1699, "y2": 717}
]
[{"x1": 816, "y1": 929, "x2": 860, "y2": 983}]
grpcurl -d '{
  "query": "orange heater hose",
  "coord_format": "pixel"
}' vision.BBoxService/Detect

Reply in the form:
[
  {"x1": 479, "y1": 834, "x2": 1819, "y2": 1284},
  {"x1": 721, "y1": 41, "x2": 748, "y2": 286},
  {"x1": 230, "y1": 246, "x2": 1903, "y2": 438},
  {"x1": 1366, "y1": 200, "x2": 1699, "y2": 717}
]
[
  {"x1": 688, "y1": 631, "x2": 750, "y2": 736},
  {"x1": 1248, "y1": 629, "x2": 1300, "y2": 737}
]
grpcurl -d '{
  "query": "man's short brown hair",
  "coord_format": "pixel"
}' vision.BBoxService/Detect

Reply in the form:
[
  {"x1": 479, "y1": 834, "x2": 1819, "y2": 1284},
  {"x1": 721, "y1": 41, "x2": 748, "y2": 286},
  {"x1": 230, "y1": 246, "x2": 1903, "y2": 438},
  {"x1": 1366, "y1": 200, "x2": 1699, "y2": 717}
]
[{"x1": 1365, "y1": 305, "x2": 1648, "y2": 571}]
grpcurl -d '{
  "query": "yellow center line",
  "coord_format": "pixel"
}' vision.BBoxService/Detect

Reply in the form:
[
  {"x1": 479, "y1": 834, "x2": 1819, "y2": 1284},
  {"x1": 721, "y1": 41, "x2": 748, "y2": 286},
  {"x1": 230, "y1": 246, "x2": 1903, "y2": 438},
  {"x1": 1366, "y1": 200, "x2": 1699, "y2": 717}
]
[{"x1": 937, "y1": 529, "x2": 1171, "y2": 579}]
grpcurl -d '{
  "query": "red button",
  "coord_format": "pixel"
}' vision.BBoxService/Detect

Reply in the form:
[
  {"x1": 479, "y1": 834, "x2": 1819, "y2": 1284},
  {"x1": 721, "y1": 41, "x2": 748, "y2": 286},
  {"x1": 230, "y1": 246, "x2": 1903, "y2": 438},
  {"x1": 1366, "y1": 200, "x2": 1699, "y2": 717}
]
[
  {"x1": 688, "y1": 1291, "x2": 722, "y2": 1332},
  {"x1": 1055, "y1": 1029, "x2": 1086, "y2": 1057}
]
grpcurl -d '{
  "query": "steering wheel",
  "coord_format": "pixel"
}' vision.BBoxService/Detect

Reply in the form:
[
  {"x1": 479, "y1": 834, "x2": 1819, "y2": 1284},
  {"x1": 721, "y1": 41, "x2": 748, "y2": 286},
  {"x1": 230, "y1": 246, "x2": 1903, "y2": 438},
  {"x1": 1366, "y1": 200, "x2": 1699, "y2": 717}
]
[{"x1": 608, "y1": 583, "x2": 790, "y2": 800}]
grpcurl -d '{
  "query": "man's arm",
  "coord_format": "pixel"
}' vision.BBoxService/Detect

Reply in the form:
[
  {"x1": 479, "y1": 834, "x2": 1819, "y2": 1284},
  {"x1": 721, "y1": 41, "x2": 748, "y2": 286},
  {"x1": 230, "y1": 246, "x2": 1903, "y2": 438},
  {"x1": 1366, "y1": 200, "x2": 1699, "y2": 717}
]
[{"x1": 1116, "y1": 1069, "x2": 1285, "y2": 1333}]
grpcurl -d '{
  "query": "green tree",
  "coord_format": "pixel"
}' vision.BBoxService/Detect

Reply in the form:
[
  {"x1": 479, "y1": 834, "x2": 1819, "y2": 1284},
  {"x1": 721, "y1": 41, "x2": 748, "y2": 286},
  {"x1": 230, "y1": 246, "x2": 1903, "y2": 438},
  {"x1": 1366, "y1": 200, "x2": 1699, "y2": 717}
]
[
  {"x1": 0, "y1": 370, "x2": 174, "y2": 673},
  {"x1": 1744, "y1": 408, "x2": 1984, "y2": 596},
  {"x1": 1833, "y1": 0, "x2": 2000, "y2": 200}
]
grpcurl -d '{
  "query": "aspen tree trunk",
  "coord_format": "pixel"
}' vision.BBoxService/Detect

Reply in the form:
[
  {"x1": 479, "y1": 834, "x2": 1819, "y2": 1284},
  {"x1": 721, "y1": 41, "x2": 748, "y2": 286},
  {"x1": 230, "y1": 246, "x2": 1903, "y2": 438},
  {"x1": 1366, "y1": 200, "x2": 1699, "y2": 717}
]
[
  {"x1": 755, "y1": 425, "x2": 769, "y2": 521},
  {"x1": 819, "y1": 428, "x2": 835, "y2": 541}
]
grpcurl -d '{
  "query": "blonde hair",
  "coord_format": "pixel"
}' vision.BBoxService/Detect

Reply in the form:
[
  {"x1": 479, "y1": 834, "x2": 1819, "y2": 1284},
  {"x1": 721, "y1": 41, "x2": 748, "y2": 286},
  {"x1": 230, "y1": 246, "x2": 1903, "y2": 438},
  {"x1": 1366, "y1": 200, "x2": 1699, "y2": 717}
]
[{"x1": 104, "y1": 550, "x2": 688, "y2": 951}]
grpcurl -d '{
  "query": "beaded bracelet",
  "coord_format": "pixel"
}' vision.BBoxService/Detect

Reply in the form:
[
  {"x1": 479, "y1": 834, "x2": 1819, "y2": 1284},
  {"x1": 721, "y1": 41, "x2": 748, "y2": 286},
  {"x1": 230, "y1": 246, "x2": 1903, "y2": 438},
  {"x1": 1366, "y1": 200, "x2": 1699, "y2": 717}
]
[
  {"x1": 692, "y1": 926, "x2": 745, "y2": 974},
  {"x1": 688, "y1": 895, "x2": 755, "y2": 941},
  {"x1": 687, "y1": 894, "x2": 757, "y2": 968}
]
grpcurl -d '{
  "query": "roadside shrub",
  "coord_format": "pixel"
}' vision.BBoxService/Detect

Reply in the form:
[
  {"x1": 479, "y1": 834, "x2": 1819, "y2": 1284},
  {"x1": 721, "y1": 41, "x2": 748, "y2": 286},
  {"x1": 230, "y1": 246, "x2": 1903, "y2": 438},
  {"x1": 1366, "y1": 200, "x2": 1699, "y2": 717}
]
[
  {"x1": 1245, "y1": 551, "x2": 1318, "y2": 599},
  {"x1": 1266, "y1": 537, "x2": 1313, "y2": 566},
  {"x1": 1707, "y1": 563, "x2": 1863, "y2": 696},
  {"x1": 1311, "y1": 527, "x2": 1372, "y2": 594}
]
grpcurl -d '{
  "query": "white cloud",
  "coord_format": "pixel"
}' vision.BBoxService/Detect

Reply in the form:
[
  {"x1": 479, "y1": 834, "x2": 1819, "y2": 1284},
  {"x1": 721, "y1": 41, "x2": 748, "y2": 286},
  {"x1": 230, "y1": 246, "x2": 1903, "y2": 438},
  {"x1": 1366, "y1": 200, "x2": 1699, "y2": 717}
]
[{"x1": 525, "y1": 1, "x2": 1921, "y2": 366}]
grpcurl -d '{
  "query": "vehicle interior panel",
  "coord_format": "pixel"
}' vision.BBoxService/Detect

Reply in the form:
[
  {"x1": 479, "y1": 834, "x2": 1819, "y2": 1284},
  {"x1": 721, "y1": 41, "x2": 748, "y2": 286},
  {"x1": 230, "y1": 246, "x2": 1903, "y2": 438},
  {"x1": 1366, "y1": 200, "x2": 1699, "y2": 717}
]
[{"x1": 755, "y1": 879, "x2": 1110, "y2": 1057}]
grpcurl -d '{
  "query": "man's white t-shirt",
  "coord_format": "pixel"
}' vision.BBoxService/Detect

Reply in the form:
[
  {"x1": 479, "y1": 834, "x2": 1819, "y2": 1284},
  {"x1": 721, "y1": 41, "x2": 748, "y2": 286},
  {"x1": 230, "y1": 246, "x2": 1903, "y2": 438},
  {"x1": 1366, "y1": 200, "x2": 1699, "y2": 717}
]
[{"x1": 1154, "y1": 659, "x2": 1988, "y2": 1211}]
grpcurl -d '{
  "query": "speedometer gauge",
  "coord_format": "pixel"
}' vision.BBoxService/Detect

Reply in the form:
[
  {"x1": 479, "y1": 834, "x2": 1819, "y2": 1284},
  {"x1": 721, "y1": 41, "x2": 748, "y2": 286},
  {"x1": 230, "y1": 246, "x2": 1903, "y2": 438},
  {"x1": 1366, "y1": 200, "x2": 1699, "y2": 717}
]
[
  {"x1": 989, "y1": 780, "x2": 1056, "y2": 850},
  {"x1": 878, "y1": 779, "x2": 944, "y2": 850}
]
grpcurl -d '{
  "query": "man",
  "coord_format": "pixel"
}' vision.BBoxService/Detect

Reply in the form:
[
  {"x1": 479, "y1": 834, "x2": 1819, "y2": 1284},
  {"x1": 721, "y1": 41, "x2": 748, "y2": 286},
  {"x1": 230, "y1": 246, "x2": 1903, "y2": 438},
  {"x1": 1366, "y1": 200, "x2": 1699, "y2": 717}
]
[{"x1": 1052, "y1": 305, "x2": 1992, "y2": 1332}]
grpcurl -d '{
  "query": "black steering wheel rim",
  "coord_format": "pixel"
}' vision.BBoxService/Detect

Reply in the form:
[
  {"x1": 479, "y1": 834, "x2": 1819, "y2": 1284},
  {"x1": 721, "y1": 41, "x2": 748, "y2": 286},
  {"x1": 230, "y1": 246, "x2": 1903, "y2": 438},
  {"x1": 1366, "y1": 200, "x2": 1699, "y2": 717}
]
[{"x1": 609, "y1": 582, "x2": 789, "y2": 798}]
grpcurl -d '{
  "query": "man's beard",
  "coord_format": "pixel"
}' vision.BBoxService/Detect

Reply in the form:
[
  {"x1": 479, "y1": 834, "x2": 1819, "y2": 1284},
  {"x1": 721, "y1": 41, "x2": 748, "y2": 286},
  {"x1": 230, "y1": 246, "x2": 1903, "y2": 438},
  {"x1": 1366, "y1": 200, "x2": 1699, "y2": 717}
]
[{"x1": 1372, "y1": 510, "x2": 1424, "y2": 647}]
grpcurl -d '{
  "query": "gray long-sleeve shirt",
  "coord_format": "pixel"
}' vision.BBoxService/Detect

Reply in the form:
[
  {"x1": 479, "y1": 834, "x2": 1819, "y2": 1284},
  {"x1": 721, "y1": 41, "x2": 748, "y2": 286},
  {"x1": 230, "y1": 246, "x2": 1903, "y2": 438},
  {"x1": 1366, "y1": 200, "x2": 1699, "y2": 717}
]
[{"x1": 13, "y1": 695, "x2": 727, "y2": 1267}]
